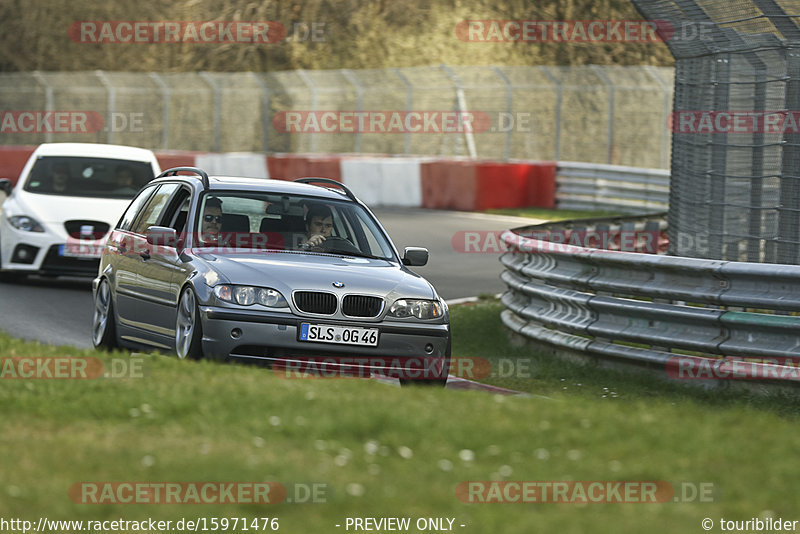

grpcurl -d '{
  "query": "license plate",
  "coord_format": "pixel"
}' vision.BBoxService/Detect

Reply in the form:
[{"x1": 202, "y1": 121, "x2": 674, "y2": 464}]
[
  {"x1": 299, "y1": 323, "x2": 379, "y2": 347},
  {"x1": 59, "y1": 243, "x2": 103, "y2": 258}
]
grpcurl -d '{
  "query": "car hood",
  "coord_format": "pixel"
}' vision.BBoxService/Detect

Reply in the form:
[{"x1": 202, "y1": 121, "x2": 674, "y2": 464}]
[
  {"x1": 8, "y1": 191, "x2": 131, "y2": 226},
  {"x1": 194, "y1": 251, "x2": 437, "y2": 300}
]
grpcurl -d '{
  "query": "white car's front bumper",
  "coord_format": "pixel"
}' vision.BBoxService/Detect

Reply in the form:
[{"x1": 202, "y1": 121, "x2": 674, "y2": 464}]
[{"x1": 0, "y1": 219, "x2": 104, "y2": 276}]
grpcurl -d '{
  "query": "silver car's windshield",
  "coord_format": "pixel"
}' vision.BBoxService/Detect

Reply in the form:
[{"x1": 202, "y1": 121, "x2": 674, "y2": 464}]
[
  {"x1": 196, "y1": 192, "x2": 396, "y2": 260},
  {"x1": 23, "y1": 156, "x2": 155, "y2": 199}
]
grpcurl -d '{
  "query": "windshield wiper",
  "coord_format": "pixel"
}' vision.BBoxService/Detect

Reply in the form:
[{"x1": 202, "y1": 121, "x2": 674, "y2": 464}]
[{"x1": 325, "y1": 248, "x2": 384, "y2": 260}]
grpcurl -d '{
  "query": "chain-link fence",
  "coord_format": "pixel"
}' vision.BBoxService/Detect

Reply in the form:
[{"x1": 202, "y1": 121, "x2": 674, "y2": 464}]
[
  {"x1": 631, "y1": 0, "x2": 800, "y2": 263},
  {"x1": 0, "y1": 65, "x2": 674, "y2": 169}
]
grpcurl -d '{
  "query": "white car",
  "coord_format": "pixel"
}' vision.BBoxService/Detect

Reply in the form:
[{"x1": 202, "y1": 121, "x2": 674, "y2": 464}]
[{"x1": 0, "y1": 143, "x2": 161, "y2": 279}]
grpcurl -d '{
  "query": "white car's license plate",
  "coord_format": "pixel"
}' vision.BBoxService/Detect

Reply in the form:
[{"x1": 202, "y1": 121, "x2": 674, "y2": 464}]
[
  {"x1": 59, "y1": 244, "x2": 103, "y2": 258},
  {"x1": 299, "y1": 323, "x2": 379, "y2": 347}
]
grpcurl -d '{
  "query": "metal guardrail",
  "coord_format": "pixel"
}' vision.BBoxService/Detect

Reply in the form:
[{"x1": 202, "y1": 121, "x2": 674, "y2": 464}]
[
  {"x1": 556, "y1": 161, "x2": 669, "y2": 214},
  {"x1": 499, "y1": 214, "x2": 800, "y2": 385}
]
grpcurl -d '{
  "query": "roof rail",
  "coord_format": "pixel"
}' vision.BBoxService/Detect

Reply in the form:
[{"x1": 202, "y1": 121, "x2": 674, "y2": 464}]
[
  {"x1": 158, "y1": 167, "x2": 210, "y2": 190},
  {"x1": 294, "y1": 177, "x2": 356, "y2": 201}
]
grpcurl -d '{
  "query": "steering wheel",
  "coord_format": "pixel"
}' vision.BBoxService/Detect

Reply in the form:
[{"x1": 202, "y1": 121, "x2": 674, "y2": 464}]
[{"x1": 321, "y1": 236, "x2": 361, "y2": 254}]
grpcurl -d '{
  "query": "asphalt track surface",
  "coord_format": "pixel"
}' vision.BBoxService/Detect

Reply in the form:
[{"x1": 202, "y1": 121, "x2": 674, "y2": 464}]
[{"x1": 0, "y1": 208, "x2": 538, "y2": 357}]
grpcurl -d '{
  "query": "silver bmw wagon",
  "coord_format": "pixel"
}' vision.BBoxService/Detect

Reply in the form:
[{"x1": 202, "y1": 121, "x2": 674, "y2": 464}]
[{"x1": 91, "y1": 167, "x2": 450, "y2": 385}]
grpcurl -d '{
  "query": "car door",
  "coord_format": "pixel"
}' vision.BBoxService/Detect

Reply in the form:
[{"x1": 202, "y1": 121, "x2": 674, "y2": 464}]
[
  {"x1": 110, "y1": 184, "x2": 158, "y2": 330},
  {"x1": 140, "y1": 187, "x2": 193, "y2": 341},
  {"x1": 118, "y1": 182, "x2": 180, "y2": 345}
]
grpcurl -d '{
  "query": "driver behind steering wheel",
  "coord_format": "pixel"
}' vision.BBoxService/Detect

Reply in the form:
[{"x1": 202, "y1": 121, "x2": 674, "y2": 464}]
[{"x1": 301, "y1": 203, "x2": 334, "y2": 249}]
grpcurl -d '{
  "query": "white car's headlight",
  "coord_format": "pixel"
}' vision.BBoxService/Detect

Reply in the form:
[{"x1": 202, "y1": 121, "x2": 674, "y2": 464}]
[
  {"x1": 8, "y1": 215, "x2": 44, "y2": 232},
  {"x1": 389, "y1": 299, "x2": 443, "y2": 319},
  {"x1": 214, "y1": 285, "x2": 288, "y2": 308}
]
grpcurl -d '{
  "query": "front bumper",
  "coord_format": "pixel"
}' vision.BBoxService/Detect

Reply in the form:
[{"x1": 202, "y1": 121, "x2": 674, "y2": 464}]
[
  {"x1": 200, "y1": 306, "x2": 450, "y2": 380},
  {"x1": 0, "y1": 223, "x2": 102, "y2": 276}
]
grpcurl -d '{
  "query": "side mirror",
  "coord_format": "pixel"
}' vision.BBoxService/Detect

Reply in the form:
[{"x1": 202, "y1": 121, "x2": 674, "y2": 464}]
[
  {"x1": 146, "y1": 226, "x2": 178, "y2": 248},
  {"x1": 402, "y1": 247, "x2": 429, "y2": 266},
  {"x1": 0, "y1": 178, "x2": 12, "y2": 196}
]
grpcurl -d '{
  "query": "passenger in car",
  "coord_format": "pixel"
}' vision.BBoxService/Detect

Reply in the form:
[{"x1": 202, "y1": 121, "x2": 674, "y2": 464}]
[
  {"x1": 112, "y1": 165, "x2": 138, "y2": 195},
  {"x1": 51, "y1": 162, "x2": 71, "y2": 194},
  {"x1": 200, "y1": 197, "x2": 224, "y2": 244},
  {"x1": 301, "y1": 203, "x2": 334, "y2": 249}
]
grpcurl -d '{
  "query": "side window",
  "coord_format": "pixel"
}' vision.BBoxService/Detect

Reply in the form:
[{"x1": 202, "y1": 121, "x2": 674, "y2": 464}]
[
  {"x1": 131, "y1": 183, "x2": 180, "y2": 235},
  {"x1": 160, "y1": 188, "x2": 192, "y2": 233},
  {"x1": 117, "y1": 185, "x2": 157, "y2": 231}
]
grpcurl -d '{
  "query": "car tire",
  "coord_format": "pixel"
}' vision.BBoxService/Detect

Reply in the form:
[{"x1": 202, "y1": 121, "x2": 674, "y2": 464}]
[
  {"x1": 92, "y1": 278, "x2": 119, "y2": 350},
  {"x1": 176, "y1": 287, "x2": 203, "y2": 360}
]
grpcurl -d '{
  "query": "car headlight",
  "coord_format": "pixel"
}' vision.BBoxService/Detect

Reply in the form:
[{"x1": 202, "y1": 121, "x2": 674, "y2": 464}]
[
  {"x1": 8, "y1": 215, "x2": 44, "y2": 232},
  {"x1": 214, "y1": 285, "x2": 288, "y2": 308},
  {"x1": 389, "y1": 299, "x2": 443, "y2": 319}
]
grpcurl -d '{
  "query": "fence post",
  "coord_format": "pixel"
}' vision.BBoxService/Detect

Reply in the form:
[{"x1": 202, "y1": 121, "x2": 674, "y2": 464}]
[
  {"x1": 392, "y1": 68, "x2": 413, "y2": 155},
  {"x1": 251, "y1": 73, "x2": 271, "y2": 154},
  {"x1": 296, "y1": 69, "x2": 318, "y2": 153},
  {"x1": 708, "y1": 55, "x2": 731, "y2": 260},
  {"x1": 492, "y1": 66, "x2": 513, "y2": 161},
  {"x1": 540, "y1": 66, "x2": 562, "y2": 162},
  {"x1": 32, "y1": 72, "x2": 53, "y2": 144},
  {"x1": 341, "y1": 69, "x2": 363, "y2": 153},
  {"x1": 94, "y1": 71, "x2": 115, "y2": 144},
  {"x1": 591, "y1": 65, "x2": 615, "y2": 165},
  {"x1": 148, "y1": 73, "x2": 170, "y2": 150},
  {"x1": 199, "y1": 72, "x2": 221, "y2": 153},
  {"x1": 441, "y1": 64, "x2": 477, "y2": 158},
  {"x1": 644, "y1": 66, "x2": 671, "y2": 170},
  {"x1": 777, "y1": 50, "x2": 800, "y2": 264}
]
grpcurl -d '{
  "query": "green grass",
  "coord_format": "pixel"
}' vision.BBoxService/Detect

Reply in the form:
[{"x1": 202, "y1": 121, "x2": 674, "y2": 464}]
[
  {"x1": 450, "y1": 299, "x2": 800, "y2": 417},
  {"x1": 486, "y1": 207, "x2": 625, "y2": 221},
  {"x1": 1, "y1": 308, "x2": 799, "y2": 533}
]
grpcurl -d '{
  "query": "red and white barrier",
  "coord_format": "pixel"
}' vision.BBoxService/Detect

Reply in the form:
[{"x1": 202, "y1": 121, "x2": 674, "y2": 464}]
[
  {"x1": 196, "y1": 152, "x2": 270, "y2": 179},
  {"x1": 0, "y1": 145, "x2": 558, "y2": 210},
  {"x1": 340, "y1": 157, "x2": 425, "y2": 207},
  {"x1": 267, "y1": 153, "x2": 341, "y2": 182}
]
